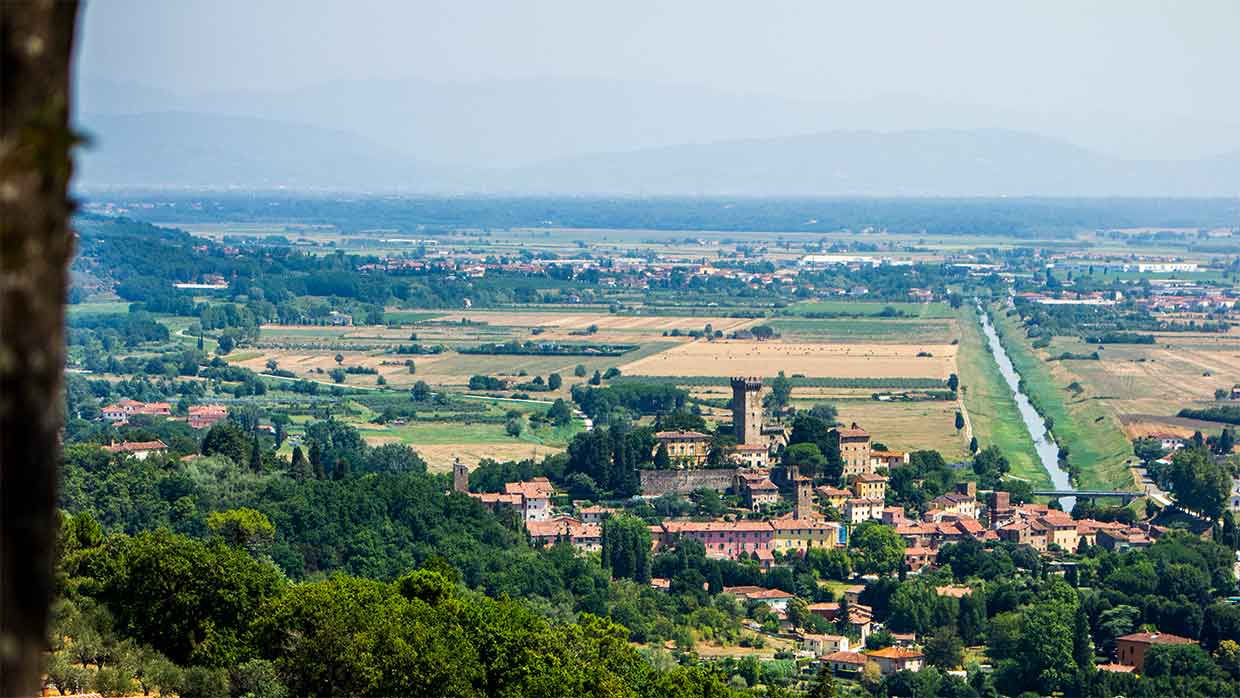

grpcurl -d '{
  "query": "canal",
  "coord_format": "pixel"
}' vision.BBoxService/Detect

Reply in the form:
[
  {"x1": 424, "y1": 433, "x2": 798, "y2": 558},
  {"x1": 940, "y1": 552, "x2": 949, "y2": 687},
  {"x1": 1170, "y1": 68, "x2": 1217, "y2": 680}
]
[{"x1": 977, "y1": 306, "x2": 1076, "y2": 511}]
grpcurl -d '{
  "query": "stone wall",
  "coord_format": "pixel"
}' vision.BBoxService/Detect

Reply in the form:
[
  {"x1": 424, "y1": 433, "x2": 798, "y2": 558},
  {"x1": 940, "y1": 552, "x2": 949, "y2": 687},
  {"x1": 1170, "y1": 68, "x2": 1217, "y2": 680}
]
[{"x1": 640, "y1": 468, "x2": 737, "y2": 496}]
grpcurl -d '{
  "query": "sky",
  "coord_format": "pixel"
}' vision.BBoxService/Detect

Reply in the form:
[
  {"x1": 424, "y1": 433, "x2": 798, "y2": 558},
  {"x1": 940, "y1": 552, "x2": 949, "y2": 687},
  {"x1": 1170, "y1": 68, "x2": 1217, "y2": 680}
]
[{"x1": 75, "y1": 0, "x2": 1240, "y2": 160}]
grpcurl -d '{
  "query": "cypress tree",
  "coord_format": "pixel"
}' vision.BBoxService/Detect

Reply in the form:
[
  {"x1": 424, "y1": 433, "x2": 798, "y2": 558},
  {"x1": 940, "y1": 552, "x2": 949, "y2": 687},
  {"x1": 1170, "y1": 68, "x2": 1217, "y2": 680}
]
[
  {"x1": 248, "y1": 437, "x2": 262, "y2": 473},
  {"x1": 290, "y1": 446, "x2": 310, "y2": 481}
]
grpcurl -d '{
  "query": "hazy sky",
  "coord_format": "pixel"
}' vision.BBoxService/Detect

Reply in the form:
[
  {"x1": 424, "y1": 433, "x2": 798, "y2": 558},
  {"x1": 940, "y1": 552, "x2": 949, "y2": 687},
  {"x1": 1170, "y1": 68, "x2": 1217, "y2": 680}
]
[{"x1": 77, "y1": 1, "x2": 1240, "y2": 159}]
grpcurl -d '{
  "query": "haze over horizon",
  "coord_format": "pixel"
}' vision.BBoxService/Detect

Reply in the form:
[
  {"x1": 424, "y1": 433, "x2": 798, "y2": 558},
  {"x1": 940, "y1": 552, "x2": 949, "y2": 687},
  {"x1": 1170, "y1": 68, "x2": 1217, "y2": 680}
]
[{"x1": 74, "y1": 1, "x2": 1240, "y2": 194}]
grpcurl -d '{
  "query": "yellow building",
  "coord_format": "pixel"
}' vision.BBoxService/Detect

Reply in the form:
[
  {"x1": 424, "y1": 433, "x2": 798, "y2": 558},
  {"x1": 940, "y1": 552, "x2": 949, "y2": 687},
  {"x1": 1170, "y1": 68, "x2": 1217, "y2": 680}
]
[
  {"x1": 852, "y1": 473, "x2": 888, "y2": 501},
  {"x1": 654, "y1": 430, "x2": 711, "y2": 467},
  {"x1": 816, "y1": 485, "x2": 851, "y2": 510},
  {"x1": 771, "y1": 516, "x2": 842, "y2": 553}
]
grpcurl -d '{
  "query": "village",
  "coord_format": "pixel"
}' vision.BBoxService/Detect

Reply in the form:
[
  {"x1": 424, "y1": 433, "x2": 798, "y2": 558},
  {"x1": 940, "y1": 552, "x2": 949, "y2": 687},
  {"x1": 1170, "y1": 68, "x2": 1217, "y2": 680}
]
[{"x1": 454, "y1": 376, "x2": 1189, "y2": 679}]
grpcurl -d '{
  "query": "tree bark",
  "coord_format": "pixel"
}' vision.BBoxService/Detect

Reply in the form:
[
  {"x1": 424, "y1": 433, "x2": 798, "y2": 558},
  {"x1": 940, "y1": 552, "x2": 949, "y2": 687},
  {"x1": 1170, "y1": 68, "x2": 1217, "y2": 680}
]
[{"x1": 1, "y1": 1, "x2": 81, "y2": 694}]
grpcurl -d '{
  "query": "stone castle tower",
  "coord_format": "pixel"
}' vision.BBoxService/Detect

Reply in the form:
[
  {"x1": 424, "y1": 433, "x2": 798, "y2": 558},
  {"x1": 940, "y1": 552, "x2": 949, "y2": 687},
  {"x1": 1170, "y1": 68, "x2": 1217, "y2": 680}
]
[
  {"x1": 731, "y1": 376, "x2": 764, "y2": 446},
  {"x1": 452, "y1": 458, "x2": 470, "y2": 493}
]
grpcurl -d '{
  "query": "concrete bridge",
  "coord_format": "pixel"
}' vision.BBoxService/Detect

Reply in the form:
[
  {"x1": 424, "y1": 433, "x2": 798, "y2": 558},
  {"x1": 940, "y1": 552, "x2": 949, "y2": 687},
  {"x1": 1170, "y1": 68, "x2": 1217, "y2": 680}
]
[{"x1": 1032, "y1": 489, "x2": 1143, "y2": 505}]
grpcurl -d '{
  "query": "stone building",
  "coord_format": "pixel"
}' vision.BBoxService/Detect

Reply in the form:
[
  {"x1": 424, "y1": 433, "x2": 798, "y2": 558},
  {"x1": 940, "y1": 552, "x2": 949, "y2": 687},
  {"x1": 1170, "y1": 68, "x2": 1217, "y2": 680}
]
[
  {"x1": 835, "y1": 423, "x2": 873, "y2": 478},
  {"x1": 731, "y1": 376, "x2": 764, "y2": 446}
]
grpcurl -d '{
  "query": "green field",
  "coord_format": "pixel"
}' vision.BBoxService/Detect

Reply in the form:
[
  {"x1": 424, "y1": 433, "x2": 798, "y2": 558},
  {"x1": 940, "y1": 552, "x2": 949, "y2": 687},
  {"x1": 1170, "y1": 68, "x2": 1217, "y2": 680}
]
[
  {"x1": 955, "y1": 308, "x2": 1047, "y2": 486},
  {"x1": 989, "y1": 308, "x2": 1133, "y2": 490},
  {"x1": 67, "y1": 301, "x2": 131, "y2": 316},
  {"x1": 785, "y1": 299, "x2": 953, "y2": 318},
  {"x1": 767, "y1": 317, "x2": 957, "y2": 343}
]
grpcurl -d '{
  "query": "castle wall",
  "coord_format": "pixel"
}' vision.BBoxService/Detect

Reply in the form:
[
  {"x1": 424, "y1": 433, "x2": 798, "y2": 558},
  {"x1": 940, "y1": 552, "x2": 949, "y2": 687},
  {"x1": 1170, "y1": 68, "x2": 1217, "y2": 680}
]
[{"x1": 640, "y1": 468, "x2": 737, "y2": 496}]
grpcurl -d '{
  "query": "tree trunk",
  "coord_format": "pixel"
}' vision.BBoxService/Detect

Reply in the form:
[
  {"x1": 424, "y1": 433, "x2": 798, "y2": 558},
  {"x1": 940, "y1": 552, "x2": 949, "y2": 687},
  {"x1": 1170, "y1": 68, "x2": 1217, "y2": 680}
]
[{"x1": 0, "y1": 1, "x2": 81, "y2": 694}]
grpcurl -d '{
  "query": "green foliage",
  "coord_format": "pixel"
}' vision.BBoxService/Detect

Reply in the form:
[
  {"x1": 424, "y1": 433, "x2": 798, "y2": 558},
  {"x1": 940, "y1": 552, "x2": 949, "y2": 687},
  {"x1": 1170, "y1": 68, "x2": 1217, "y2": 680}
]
[
  {"x1": 850, "y1": 521, "x2": 904, "y2": 576},
  {"x1": 64, "y1": 529, "x2": 284, "y2": 666},
  {"x1": 201, "y1": 421, "x2": 250, "y2": 464},
  {"x1": 1164, "y1": 447, "x2": 1231, "y2": 519},
  {"x1": 603, "y1": 515, "x2": 652, "y2": 583},
  {"x1": 207, "y1": 508, "x2": 275, "y2": 550}
]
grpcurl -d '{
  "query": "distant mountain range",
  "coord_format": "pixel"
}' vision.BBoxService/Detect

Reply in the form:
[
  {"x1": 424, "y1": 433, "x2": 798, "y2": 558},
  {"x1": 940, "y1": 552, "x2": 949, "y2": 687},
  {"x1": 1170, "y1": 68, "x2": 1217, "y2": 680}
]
[{"x1": 73, "y1": 77, "x2": 1240, "y2": 196}]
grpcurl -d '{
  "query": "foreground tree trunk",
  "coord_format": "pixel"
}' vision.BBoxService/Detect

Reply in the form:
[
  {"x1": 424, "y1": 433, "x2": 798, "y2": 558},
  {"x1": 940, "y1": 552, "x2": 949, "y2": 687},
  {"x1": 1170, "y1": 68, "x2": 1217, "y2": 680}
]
[{"x1": 1, "y1": 1, "x2": 81, "y2": 693}]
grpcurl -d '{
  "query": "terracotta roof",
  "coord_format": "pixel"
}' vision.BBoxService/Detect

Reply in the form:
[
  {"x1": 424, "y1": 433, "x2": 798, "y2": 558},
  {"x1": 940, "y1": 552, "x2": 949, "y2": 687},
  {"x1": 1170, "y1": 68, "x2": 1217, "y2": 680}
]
[
  {"x1": 836, "y1": 428, "x2": 869, "y2": 438},
  {"x1": 1117, "y1": 632, "x2": 1196, "y2": 646},
  {"x1": 504, "y1": 477, "x2": 554, "y2": 498},
  {"x1": 661, "y1": 520, "x2": 775, "y2": 534},
  {"x1": 733, "y1": 443, "x2": 769, "y2": 452},
  {"x1": 723, "y1": 585, "x2": 794, "y2": 599},
  {"x1": 821, "y1": 650, "x2": 867, "y2": 665},
  {"x1": 654, "y1": 430, "x2": 710, "y2": 440},
  {"x1": 1097, "y1": 663, "x2": 1136, "y2": 673},
  {"x1": 854, "y1": 473, "x2": 888, "y2": 483},
  {"x1": 103, "y1": 440, "x2": 168, "y2": 453},
  {"x1": 866, "y1": 646, "x2": 925, "y2": 660}
]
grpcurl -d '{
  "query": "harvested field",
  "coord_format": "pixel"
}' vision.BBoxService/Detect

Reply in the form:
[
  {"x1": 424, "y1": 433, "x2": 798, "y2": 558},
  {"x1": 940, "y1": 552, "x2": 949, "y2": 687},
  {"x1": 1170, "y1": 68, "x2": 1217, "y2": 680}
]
[
  {"x1": 1042, "y1": 333, "x2": 1240, "y2": 417},
  {"x1": 428, "y1": 311, "x2": 756, "y2": 333},
  {"x1": 1119, "y1": 415, "x2": 1223, "y2": 440},
  {"x1": 619, "y1": 340, "x2": 956, "y2": 379},
  {"x1": 406, "y1": 443, "x2": 568, "y2": 473},
  {"x1": 804, "y1": 399, "x2": 971, "y2": 462},
  {"x1": 768, "y1": 317, "x2": 958, "y2": 344}
]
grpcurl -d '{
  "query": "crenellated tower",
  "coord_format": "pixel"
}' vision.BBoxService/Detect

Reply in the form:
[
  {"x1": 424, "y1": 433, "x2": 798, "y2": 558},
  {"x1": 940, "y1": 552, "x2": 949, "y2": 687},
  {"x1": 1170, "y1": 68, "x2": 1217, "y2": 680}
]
[{"x1": 731, "y1": 376, "x2": 764, "y2": 446}]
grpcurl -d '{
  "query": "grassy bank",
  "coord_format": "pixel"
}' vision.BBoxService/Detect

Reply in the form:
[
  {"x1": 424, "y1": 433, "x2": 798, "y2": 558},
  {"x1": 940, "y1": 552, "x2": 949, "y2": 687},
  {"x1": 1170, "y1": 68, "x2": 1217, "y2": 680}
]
[
  {"x1": 955, "y1": 308, "x2": 1049, "y2": 486},
  {"x1": 988, "y1": 307, "x2": 1133, "y2": 490}
]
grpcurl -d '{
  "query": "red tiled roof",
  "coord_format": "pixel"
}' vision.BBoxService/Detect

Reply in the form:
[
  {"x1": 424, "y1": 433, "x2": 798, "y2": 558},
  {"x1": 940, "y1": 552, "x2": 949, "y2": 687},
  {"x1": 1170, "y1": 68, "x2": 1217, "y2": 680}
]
[
  {"x1": 822, "y1": 650, "x2": 867, "y2": 665},
  {"x1": 103, "y1": 440, "x2": 168, "y2": 454},
  {"x1": 866, "y1": 646, "x2": 924, "y2": 660},
  {"x1": 654, "y1": 430, "x2": 710, "y2": 440},
  {"x1": 1117, "y1": 632, "x2": 1195, "y2": 646}
]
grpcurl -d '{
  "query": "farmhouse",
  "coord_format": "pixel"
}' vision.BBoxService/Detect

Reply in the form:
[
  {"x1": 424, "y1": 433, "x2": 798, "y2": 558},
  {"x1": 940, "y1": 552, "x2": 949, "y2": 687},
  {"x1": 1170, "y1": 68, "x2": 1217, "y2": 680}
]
[
  {"x1": 820, "y1": 650, "x2": 867, "y2": 674},
  {"x1": 100, "y1": 399, "x2": 172, "y2": 424},
  {"x1": 865, "y1": 646, "x2": 925, "y2": 676},
  {"x1": 800, "y1": 633, "x2": 850, "y2": 656},
  {"x1": 721, "y1": 585, "x2": 795, "y2": 611},
  {"x1": 188, "y1": 404, "x2": 229, "y2": 429},
  {"x1": 526, "y1": 516, "x2": 602, "y2": 552},
  {"x1": 102, "y1": 440, "x2": 168, "y2": 460},
  {"x1": 1115, "y1": 632, "x2": 1197, "y2": 672}
]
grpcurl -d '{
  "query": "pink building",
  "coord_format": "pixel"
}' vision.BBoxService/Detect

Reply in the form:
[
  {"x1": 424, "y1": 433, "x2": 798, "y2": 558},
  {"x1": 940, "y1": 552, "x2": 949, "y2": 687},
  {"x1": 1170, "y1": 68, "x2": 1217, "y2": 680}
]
[{"x1": 656, "y1": 520, "x2": 776, "y2": 564}]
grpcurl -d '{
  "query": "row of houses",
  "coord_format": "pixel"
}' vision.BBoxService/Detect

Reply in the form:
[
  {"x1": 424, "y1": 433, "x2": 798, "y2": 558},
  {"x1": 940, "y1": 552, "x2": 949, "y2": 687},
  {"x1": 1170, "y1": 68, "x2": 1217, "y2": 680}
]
[{"x1": 101, "y1": 399, "x2": 228, "y2": 429}]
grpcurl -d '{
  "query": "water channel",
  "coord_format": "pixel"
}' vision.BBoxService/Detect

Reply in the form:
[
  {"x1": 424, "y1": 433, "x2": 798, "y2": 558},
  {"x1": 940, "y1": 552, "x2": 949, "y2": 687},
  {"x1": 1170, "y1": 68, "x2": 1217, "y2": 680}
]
[{"x1": 977, "y1": 306, "x2": 1076, "y2": 511}]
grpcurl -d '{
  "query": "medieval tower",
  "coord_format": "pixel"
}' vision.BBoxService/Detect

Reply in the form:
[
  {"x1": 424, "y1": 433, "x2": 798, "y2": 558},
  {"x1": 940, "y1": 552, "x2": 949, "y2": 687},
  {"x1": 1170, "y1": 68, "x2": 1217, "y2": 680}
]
[
  {"x1": 452, "y1": 457, "x2": 470, "y2": 493},
  {"x1": 731, "y1": 376, "x2": 764, "y2": 446}
]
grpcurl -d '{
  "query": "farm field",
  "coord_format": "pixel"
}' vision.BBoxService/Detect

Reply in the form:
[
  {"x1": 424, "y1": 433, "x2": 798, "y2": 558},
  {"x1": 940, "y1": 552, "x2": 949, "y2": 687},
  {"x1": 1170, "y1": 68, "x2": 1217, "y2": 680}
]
[
  {"x1": 619, "y1": 340, "x2": 956, "y2": 379},
  {"x1": 768, "y1": 317, "x2": 958, "y2": 343},
  {"x1": 784, "y1": 299, "x2": 954, "y2": 318},
  {"x1": 954, "y1": 308, "x2": 1047, "y2": 486},
  {"x1": 989, "y1": 308, "x2": 1134, "y2": 490},
  {"x1": 1039, "y1": 331, "x2": 1240, "y2": 421},
  {"x1": 814, "y1": 398, "x2": 971, "y2": 462}
]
